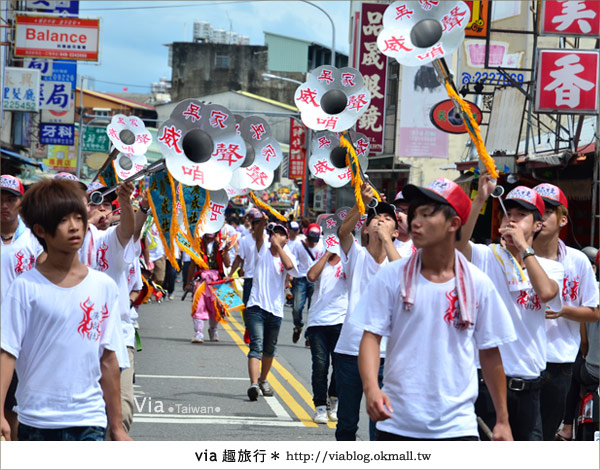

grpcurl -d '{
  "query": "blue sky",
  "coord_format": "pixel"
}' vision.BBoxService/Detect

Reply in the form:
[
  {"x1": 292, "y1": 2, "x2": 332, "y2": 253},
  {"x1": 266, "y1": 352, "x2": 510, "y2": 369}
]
[{"x1": 77, "y1": 0, "x2": 352, "y2": 93}]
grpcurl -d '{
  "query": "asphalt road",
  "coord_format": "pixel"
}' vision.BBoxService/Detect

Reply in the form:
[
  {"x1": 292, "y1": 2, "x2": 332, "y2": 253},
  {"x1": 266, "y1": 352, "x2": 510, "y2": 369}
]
[{"x1": 129, "y1": 279, "x2": 371, "y2": 441}]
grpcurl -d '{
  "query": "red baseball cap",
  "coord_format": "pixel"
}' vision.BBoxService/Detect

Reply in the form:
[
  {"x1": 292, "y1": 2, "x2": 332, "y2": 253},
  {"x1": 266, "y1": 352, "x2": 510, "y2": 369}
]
[
  {"x1": 0, "y1": 175, "x2": 25, "y2": 197},
  {"x1": 403, "y1": 177, "x2": 471, "y2": 225},
  {"x1": 505, "y1": 186, "x2": 545, "y2": 218},
  {"x1": 533, "y1": 183, "x2": 568, "y2": 210},
  {"x1": 306, "y1": 223, "x2": 321, "y2": 242}
]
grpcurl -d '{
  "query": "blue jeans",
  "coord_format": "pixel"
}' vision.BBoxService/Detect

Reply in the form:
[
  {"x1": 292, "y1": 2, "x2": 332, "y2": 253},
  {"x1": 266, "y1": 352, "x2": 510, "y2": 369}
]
[
  {"x1": 540, "y1": 362, "x2": 574, "y2": 440},
  {"x1": 242, "y1": 278, "x2": 253, "y2": 305},
  {"x1": 334, "y1": 353, "x2": 384, "y2": 441},
  {"x1": 307, "y1": 324, "x2": 342, "y2": 407},
  {"x1": 18, "y1": 423, "x2": 106, "y2": 441},
  {"x1": 291, "y1": 277, "x2": 314, "y2": 329},
  {"x1": 245, "y1": 305, "x2": 282, "y2": 360}
]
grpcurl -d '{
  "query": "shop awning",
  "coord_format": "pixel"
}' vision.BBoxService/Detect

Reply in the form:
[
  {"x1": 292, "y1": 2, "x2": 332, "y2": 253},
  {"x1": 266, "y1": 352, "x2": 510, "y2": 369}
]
[{"x1": 1, "y1": 148, "x2": 47, "y2": 171}]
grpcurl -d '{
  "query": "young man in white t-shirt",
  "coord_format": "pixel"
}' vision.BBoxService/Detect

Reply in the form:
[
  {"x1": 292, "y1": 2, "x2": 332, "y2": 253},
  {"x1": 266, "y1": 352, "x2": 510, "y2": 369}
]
[
  {"x1": 245, "y1": 216, "x2": 298, "y2": 401},
  {"x1": 0, "y1": 179, "x2": 130, "y2": 441},
  {"x1": 1, "y1": 175, "x2": 45, "y2": 440},
  {"x1": 531, "y1": 183, "x2": 599, "y2": 440},
  {"x1": 290, "y1": 223, "x2": 325, "y2": 344},
  {"x1": 357, "y1": 178, "x2": 515, "y2": 441},
  {"x1": 334, "y1": 184, "x2": 400, "y2": 441},
  {"x1": 306, "y1": 251, "x2": 348, "y2": 424},
  {"x1": 458, "y1": 176, "x2": 564, "y2": 440}
]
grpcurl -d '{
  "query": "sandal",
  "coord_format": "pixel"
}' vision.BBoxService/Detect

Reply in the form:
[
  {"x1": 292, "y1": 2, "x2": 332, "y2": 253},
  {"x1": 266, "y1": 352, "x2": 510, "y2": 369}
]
[{"x1": 554, "y1": 432, "x2": 572, "y2": 441}]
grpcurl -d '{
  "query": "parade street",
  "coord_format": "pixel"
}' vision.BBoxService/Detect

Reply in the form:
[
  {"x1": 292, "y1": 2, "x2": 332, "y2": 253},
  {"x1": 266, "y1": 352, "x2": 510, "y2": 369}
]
[{"x1": 129, "y1": 281, "x2": 369, "y2": 441}]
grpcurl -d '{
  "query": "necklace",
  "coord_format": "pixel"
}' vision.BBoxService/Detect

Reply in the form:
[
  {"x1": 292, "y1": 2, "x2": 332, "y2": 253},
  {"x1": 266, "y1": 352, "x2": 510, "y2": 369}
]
[{"x1": 1, "y1": 234, "x2": 14, "y2": 242}]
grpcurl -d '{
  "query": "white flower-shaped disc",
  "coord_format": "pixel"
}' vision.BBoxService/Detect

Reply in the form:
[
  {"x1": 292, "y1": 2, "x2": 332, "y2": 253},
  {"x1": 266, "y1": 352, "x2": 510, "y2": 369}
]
[
  {"x1": 335, "y1": 206, "x2": 366, "y2": 235},
  {"x1": 229, "y1": 116, "x2": 282, "y2": 191},
  {"x1": 157, "y1": 99, "x2": 246, "y2": 190},
  {"x1": 377, "y1": 1, "x2": 470, "y2": 67},
  {"x1": 319, "y1": 213, "x2": 342, "y2": 255},
  {"x1": 224, "y1": 184, "x2": 249, "y2": 199},
  {"x1": 309, "y1": 130, "x2": 370, "y2": 188},
  {"x1": 114, "y1": 152, "x2": 148, "y2": 181},
  {"x1": 294, "y1": 65, "x2": 371, "y2": 132},
  {"x1": 197, "y1": 189, "x2": 229, "y2": 235},
  {"x1": 106, "y1": 114, "x2": 153, "y2": 155}
]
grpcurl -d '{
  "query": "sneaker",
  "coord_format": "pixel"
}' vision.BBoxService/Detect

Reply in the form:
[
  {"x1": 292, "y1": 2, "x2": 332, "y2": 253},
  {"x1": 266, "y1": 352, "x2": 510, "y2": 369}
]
[
  {"x1": 313, "y1": 405, "x2": 328, "y2": 424},
  {"x1": 247, "y1": 384, "x2": 259, "y2": 401},
  {"x1": 292, "y1": 327, "x2": 303, "y2": 344},
  {"x1": 191, "y1": 337, "x2": 204, "y2": 344},
  {"x1": 327, "y1": 397, "x2": 338, "y2": 422},
  {"x1": 209, "y1": 330, "x2": 219, "y2": 342},
  {"x1": 168, "y1": 294, "x2": 174, "y2": 301},
  {"x1": 258, "y1": 379, "x2": 274, "y2": 396}
]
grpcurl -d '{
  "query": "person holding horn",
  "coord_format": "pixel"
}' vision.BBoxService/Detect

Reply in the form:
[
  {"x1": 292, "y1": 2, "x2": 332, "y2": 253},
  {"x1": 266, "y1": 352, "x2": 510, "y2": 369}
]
[
  {"x1": 333, "y1": 183, "x2": 400, "y2": 441},
  {"x1": 356, "y1": 177, "x2": 515, "y2": 441}
]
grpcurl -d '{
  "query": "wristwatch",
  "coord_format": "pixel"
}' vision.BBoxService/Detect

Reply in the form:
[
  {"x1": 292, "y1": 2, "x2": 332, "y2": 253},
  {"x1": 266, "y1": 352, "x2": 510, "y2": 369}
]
[
  {"x1": 522, "y1": 247, "x2": 535, "y2": 260},
  {"x1": 139, "y1": 205, "x2": 150, "y2": 214}
]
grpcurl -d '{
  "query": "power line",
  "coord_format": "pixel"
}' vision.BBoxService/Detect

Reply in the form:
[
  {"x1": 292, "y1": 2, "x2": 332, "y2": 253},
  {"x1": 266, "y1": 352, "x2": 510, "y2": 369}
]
[
  {"x1": 90, "y1": 79, "x2": 152, "y2": 89},
  {"x1": 79, "y1": 1, "x2": 248, "y2": 11}
]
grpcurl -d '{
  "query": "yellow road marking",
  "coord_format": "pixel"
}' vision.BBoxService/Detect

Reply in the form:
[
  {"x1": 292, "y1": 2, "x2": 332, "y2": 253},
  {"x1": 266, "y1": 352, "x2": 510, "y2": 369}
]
[
  {"x1": 222, "y1": 318, "x2": 318, "y2": 427},
  {"x1": 227, "y1": 312, "x2": 336, "y2": 429}
]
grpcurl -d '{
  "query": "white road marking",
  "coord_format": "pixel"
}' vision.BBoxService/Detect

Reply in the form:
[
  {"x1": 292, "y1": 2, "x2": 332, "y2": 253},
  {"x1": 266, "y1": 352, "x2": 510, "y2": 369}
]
[
  {"x1": 264, "y1": 396, "x2": 292, "y2": 421},
  {"x1": 134, "y1": 414, "x2": 305, "y2": 427}
]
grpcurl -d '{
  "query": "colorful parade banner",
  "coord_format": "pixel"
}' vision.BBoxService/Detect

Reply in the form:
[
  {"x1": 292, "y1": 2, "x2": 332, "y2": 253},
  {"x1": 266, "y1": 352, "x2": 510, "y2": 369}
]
[
  {"x1": 178, "y1": 183, "x2": 210, "y2": 252},
  {"x1": 97, "y1": 159, "x2": 119, "y2": 188},
  {"x1": 209, "y1": 279, "x2": 244, "y2": 318},
  {"x1": 175, "y1": 231, "x2": 208, "y2": 270},
  {"x1": 146, "y1": 170, "x2": 179, "y2": 270}
]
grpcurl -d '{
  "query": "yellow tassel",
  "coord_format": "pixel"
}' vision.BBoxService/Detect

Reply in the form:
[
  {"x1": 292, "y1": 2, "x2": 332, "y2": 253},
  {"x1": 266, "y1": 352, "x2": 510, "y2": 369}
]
[
  {"x1": 175, "y1": 235, "x2": 209, "y2": 270},
  {"x1": 444, "y1": 82, "x2": 499, "y2": 179},
  {"x1": 339, "y1": 133, "x2": 382, "y2": 216},
  {"x1": 249, "y1": 192, "x2": 288, "y2": 222},
  {"x1": 191, "y1": 281, "x2": 206, "y2": 317},
  {"x1": 194, "y1": 192, "x2": 212, "y2": 241}
]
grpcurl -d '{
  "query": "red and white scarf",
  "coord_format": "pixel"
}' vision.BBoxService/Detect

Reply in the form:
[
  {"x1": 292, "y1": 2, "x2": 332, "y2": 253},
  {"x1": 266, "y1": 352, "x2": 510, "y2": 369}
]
[{"x1": 400, "y1": 249, "x2": 475, "y2": 330}]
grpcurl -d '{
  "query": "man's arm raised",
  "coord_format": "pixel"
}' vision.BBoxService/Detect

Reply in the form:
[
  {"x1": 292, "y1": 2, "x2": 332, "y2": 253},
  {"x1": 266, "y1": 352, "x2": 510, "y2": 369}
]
[{"x1": 338, "y1": 184, "x2": 374, "y2": 256}]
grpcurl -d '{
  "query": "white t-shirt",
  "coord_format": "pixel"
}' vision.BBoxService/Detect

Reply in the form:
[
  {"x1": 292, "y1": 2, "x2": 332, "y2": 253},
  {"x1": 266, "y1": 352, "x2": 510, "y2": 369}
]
[
  {"x1": 247, "y1": 240, "x2": 298, "y2": 318},
  {"x1": 470, "y1": 242, "x2": 564, "y2": 379},
  {"x1": 306, "y1": 260, "x2": 348, "y2": 328},
  {"x1": 127, "y1": 256, "x2": 143, "y2": 324},
  {"x1": 1, "y1": 219, "x2": 43, "y2": 301},
  {"x1": 291, "y1": 239, "x2": 325, "y2": 278},
  {"x1": 334, "y1": 241, "x2": 389, "y2": 357},
  {"x1": 238, "y1": 233, "x2": 259, "y2": 278},
  {"x1": 350, "y1": 256, "x2": 516, "y2": 439},
  {"x1": 1, "y1": 268, "x2": 120, "y2": 429},
  {"x1": 546, "y1": 246, "x2": 599, "y2": 363},
  {"x1": 393, "y1": 238, "x2": 415, "y2": 258}
]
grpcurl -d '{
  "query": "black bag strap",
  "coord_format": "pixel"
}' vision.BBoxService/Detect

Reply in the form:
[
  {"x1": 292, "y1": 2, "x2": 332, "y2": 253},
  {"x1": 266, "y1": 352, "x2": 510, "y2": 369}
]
[{"x1": 301, "y1": 240, "x2": 315, "y2": 261}]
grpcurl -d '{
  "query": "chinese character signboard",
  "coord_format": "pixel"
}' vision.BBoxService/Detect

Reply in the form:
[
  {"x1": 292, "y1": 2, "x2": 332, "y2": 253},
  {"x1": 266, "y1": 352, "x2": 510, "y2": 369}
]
[
  {"x1": 83, "y1": 126, "x2": 110, "y2": 153},
  {"x1": 289, "y1": 118, "x2": 307, "y2": 180},
  {"x1": 540, "y1": 1, "x2": 600, "y2": 36},
  {"x1": 40, "y1": 123, "x2": 74, "y2": 145},
  {"x1": 15, "y1": 15, "x2": 100, "y2": 61},
  {"x1": 464, "y1": 1, "x2": 490, "y2": 38},
  {"x1": 26, "y1": 0, "x2": 79, "y2": 15},
  {"x1": 4, "y1": 67, "x2": 40, "y2": 111},
  {"x1": 536, "y1": 49, "x2": 599, "y2": 114},
  {"x1": 43, "y1": 144, "x2": 77, "y2": 172},
  {"x1": 356, "y1": 2, "x2": 387, "y2": 155}
]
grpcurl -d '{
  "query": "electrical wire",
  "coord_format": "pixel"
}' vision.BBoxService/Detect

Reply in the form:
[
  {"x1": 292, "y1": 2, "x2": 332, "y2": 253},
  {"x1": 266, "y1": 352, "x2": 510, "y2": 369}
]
[{"x1": 79, "y1": 1, "x2": 250, "y2": 11}]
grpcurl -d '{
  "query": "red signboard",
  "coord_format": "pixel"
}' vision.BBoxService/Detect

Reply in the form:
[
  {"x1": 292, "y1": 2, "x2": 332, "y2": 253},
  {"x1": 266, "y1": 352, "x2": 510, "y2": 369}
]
[
  {"x1": 540, "y1": 1, "x2": 600, "y2": 36},
  {"x1": 15, "y1": 15, "x2": 100, "y2": 61},
  {"x1": 289, "y1": 118, "x2": 307, "y2": 180},
  {"x1": 536, "y1": 49, "x2": 599, "y2": 114},
  {"x1": 355, "y1": 2, "x2": 388, "y2": 155},
  {"x1": 430, "y1": 99, "x2": 483, "y2": 134}
]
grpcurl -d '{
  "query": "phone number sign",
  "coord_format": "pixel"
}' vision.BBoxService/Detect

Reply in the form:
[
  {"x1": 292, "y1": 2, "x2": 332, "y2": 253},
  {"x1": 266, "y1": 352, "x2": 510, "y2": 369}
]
[{"x1": 15, "y1": 15, "x2": 100, "y2": 61}]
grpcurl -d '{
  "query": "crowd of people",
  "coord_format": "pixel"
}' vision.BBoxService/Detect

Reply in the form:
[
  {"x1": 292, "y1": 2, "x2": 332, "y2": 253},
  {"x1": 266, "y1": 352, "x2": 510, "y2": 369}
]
[{"x1": 1, "y1": 171, "x2": 599, "y2": 442}]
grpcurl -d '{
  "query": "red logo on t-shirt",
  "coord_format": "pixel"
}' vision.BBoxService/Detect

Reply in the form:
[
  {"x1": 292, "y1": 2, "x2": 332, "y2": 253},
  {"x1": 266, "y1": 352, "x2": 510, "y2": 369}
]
[
  {"x1": 444, "y1": 289, "x2": 460, "y2": 325},
  {"x1": 516, "y1": 289, "x2": 542, "y2": 310},
  {"x1": 334, "y1": 265, "x2": 345, "y2": 280},
  {"x1": 279, "y1": 261, "x2": 284, "y2": 274},
  {"x1": 562, "y1": 275, "x2": 580, "y2": 302},
  {"x1": 77, "y1": 298, "x2": 110, "y2": 341},
  {"x1": 96, "y1": 242, "x2": 109, "y2": 272},
  {"x1": 14, "y1": 250, "x2": 35, "y2": 274}
]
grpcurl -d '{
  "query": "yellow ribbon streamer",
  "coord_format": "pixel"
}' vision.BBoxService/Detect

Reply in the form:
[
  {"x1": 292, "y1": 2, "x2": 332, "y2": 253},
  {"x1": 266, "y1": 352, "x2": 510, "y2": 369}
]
[{"x1": 249, "y1": 191, "x2": 288, "y2": 222}]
